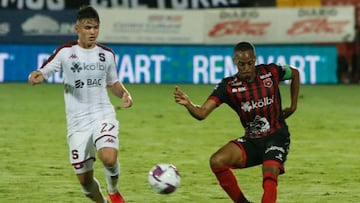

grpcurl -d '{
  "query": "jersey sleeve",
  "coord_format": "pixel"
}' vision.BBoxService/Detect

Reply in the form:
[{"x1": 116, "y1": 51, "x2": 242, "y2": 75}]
[
  {"x1": 272, "y1": 63, "x2": 293, "y2": 81},
  {"x1": 208, "y1": 79, "x2": 229, "y2": 106},
  {"x1": 280, "y1": 65, "x2": 293, "y2": 80},
  {"x1": 38, "y1": 48, "x2": 63, "y2": 79},
  {"x1": 106, "y1": 52, "x2": 119, "y2": 85}
]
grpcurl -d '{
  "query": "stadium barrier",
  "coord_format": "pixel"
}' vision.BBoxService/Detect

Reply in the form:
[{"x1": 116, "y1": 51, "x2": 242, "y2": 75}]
[
  {"x1": 0, "y1": 6, "x2": 352, "y2": 84},
  {"x1": 0, "y1": 44, "x2": 337, "y2": 84}
]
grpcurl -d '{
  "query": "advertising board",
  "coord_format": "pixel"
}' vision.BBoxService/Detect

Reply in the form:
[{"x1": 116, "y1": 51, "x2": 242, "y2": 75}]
[
  {"x1": 0, "y1": 44, "x2": 337, "y2": 84},
  {"x1": 0, "y1": 10, "x2": 76, "y2": 44}
]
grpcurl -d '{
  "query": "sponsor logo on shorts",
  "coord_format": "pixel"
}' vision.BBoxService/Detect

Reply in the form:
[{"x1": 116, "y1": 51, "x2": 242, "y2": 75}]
[
  {"x1": 105, "y1": 137, "x2": 115, "y2": 143},
  {"x1": 265, "y1": 145, "x2": 285, "y2": 154},
  {"x1": 275, "y1": 153, "x2": 283, "y2": 161}
]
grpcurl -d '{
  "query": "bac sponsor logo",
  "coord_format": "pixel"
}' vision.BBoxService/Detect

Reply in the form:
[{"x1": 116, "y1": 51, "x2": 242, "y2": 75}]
[
  {"x1": 231, "y1": 80, "x2": 246, "y2": 92},
  {"x1": 259, "y1": 72, "x2": 272, "y2": 79},
  {"x1": 232, "y1": 86, "x2": 246, "y2": 93},
  {"x1": 241, "y1": 95, "x2": 274, "y2": 112},
  {"x1": 75, "y1": 80, "x2": 84, "y2": 88},
  {"x1": 87, "y1": 79, "x2": 102, "y2": 87},
  {"x1": 66, "y1": 79, "x2": 101, "y2": 90}
]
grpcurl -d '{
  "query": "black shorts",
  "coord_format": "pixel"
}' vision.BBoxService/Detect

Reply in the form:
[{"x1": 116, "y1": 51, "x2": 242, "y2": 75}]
[{"x1": 231, "y1": 129, "x2": 290, "y2": 174}]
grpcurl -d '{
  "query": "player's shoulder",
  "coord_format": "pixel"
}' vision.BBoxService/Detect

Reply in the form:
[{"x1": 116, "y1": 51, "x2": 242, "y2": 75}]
[
  {"x1": 49, "y1": 41, "x2": 77, "y2": 57},
  {"x1": 221, "y1": 75, "x2": 238, "y2": 85},
  {"x1": 256, "y1": 63, "x2": 282, "y2": 74},
  {"x1": 96, "y1": 42, "x2": 116, "y2": 55},
  {"x1": 56, "y1": 41, "x2": 78, "y2": 50},
  {"x1": 256, "y1": 63, "x2": 279, "y2": 69}
]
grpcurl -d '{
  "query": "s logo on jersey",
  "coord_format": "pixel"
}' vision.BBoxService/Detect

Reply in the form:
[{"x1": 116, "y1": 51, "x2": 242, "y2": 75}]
[
  {"x1": 241, "y1": 95, "x2": 274, "y2": 112},
  {"x1": 99, "y1": 53, "x2": 105, "y2": 62}
]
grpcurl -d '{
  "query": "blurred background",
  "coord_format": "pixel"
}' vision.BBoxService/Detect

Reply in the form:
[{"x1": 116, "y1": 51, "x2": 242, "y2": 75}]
[{"x1": 0, "y1": 0, "x2": 359, "y2": 85}]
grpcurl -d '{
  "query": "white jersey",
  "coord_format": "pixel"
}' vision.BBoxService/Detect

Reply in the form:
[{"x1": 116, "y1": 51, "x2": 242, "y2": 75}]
[{"x1": 39, "y1": 41, "x2": 118, "y2": 136}]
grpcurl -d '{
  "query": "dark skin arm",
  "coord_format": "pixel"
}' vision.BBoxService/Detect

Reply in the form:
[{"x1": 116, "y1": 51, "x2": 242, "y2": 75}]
[
  {"x1": 173, "y1": 86, "x2": 217, "y2": 120},
  {"x1": 283, "y1": 67, "x2": 300, "y2": 119}
]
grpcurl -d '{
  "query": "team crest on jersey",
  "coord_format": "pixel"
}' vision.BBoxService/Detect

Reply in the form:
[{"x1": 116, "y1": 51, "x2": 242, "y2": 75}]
[{"x1": 263, "y1": 78, "x2": 273, "y2": 88}]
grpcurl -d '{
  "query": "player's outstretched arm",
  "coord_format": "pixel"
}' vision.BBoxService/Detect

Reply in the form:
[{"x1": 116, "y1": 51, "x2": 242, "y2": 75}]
[
  {"x1": 108, "y1": 81, "x2": 133, "y2": 108},
  {"x1": 283, "y1": 67, "x2": 300, "y2": 119},
  {"x1": 174, "y1": 86, "x2": 216, "y2": 120},
  {"x1": 28, "y1": 70, "x2": 44, "y2": 86}
]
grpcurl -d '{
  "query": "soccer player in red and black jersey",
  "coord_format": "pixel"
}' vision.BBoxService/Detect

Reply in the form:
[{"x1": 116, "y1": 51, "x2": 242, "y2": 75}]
[{"x1": 174, "y1": 41, "x2": 300, "y2": 203}]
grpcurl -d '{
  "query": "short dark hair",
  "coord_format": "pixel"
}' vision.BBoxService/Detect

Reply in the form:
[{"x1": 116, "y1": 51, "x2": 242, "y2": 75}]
[
  {"x1": 233, "y1": 41, "x2": 255, "y2": 54},
  {"x1": 77, "y1": 5, "x2": 99, "y2": 22}
]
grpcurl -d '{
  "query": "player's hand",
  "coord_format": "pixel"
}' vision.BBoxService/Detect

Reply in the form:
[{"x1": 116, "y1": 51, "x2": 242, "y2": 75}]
[
  {"x1": 282, "y1": 106, "x2": 296, "y2": 119},
  {"x1": 28, "y1": 70, "x2": 44, "y2": 86},
  {"x1": 174, "y1": 86, "x2": 190, "y2": 106},
  {"x1": 121, "y1": 92, "x2": 133, "y2": 108}
]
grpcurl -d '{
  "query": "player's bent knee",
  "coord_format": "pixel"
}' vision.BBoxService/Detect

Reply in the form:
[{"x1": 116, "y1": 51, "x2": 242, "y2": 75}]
[
  {"x1": 209, "y1": 154, "x2": 226, "y2": 167},
  {"x1": 98, "y1": 147, "x2": 118, "y2": 167},
  {"x1": 101, "y1": 157, "x2": 117, "y2": 167}
]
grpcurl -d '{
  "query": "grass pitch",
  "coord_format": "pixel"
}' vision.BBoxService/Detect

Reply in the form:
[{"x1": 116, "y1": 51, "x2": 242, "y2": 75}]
[{"x1": 0, "y1": 83, "x2": 359, "y2": 203}]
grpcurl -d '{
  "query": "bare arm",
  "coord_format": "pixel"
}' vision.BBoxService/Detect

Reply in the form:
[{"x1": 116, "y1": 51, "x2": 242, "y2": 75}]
[
  {"x1": 108, "y1": 81, "x2": 133, "y2": 108},
  {"x1": 28, "y1": 70, "x2": 44, "y2": 86},
  {"x1": 173, "y1": 86, "x2": 217, "y2": 120},
  {"x1": 283, "y1": 68, "x2": 300, "y2": 118}
]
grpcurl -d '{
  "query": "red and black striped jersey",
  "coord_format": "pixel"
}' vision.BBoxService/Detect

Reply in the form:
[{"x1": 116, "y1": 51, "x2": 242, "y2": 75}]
[{"x1": 208, "y1": 63, "x2": 288, "y2": 138}]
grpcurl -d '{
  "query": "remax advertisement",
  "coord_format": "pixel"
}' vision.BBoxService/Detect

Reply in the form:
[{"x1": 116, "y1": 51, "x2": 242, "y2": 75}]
[{"x1": 0, "y1": 44, "x2": 337, "y2": 84}]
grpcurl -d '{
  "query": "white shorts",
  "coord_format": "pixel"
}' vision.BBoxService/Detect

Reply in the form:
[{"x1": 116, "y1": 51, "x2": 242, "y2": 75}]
[{"x1": 67, "y1": 119, "x2": 119, "y2": 174}]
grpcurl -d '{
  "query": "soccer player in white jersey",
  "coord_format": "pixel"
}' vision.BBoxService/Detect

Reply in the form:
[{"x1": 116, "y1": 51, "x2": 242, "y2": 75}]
[{"x1": 28, "y1": 6, "x2": 132, "y2": 203}]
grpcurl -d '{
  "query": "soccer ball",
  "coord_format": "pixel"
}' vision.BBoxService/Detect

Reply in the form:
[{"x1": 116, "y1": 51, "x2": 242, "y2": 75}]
[{"x1": 148, "y1": 163, "x2": 181, "y2": 194}]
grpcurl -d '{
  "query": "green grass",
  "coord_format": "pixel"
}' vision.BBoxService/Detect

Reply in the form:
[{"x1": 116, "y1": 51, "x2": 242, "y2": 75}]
[{"x1": 0, "y1": 83, "x2": 359, "y2": 203}]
